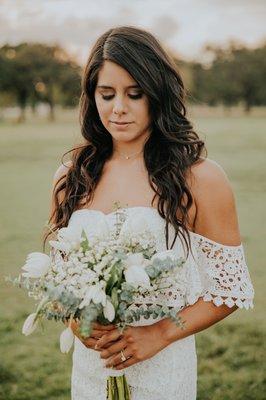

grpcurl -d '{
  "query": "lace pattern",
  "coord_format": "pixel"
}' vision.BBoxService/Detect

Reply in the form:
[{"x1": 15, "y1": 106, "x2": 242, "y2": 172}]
[
  {"x1": 190, "y1": 233, "x2": 255, "y2": 309},
  {"x1": 71, "y1": 333, "x2": 197, "y2": 400}
]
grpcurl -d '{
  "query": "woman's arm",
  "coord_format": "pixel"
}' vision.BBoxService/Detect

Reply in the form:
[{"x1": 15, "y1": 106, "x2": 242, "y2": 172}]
[
  {"x1": 158, "y1": 158, "x2": 241, "y2": 343},
  {"x1": 157, "y1": 298, "x2": 238, "y2": 347}
]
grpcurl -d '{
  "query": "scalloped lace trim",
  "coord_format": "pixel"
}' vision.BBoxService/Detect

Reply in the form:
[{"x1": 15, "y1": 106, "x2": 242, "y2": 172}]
[{"x1": 190, "y1": 235, "x2": 255, "y2": 310}]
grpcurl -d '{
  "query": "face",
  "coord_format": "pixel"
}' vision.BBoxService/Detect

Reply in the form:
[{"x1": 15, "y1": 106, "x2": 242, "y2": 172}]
[{"x1": 94, "y1": 60, "x2": 151, "y2": 145}]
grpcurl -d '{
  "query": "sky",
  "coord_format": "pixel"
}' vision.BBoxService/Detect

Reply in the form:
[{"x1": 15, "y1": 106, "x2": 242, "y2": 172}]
[{"x1": 0, "y1": 0, "x2": 265, "y2": 64}]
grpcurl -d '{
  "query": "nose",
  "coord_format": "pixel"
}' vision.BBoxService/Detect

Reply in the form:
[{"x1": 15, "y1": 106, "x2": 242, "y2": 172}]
[{"x1": 113, "y1": 96, "x2": 128, "y2": 115}]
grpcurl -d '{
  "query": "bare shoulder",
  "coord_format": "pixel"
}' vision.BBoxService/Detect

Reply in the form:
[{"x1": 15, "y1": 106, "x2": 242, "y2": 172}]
[
  {"x1": 190, "y1": 157, "x2": 229, "y2": 185},
  {"x1": 188, "y1": 157, "x2": 241, "y2": 245}
]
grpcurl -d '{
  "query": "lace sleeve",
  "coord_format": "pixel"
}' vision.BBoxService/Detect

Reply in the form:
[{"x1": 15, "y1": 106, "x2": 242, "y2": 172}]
[{"x1": 190, "y1": 232, "x2": 255, "y2": 309}]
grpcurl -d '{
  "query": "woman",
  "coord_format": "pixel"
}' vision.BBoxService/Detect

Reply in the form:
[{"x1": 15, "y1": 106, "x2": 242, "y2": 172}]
[{"x1": 48, "y1": 26, "x2": 254, "y2": 400}]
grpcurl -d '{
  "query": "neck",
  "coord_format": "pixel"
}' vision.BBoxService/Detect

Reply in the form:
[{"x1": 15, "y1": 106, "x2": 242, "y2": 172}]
[{"x1": 112, "y1": 132, "x2": 150, "y2": 158}]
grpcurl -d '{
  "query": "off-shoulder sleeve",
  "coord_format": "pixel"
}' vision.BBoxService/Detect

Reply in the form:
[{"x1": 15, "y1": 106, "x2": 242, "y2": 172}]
[{"x1": 188, "y1": 232, "x2": 255, "y2": 309}]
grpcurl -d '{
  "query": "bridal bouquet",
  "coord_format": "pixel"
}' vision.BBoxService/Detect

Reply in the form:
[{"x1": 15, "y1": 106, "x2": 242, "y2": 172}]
[{"x1": 7, "y1": 207, "x2": 186, "y2": 400}]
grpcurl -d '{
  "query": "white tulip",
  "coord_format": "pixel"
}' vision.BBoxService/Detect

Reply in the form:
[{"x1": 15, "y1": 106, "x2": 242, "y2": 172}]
[
  {"x1": 124, "y1": 264, "x2": 150, "y2": 287},
  {"x1": 49, "y1": 226, "x2": 82, "y2": 254},
  {"x1": 57, "y1": 226, "x2": 81, "y2": 244},
  {"x1": 60, "y1": 327, "x2": 74, "y2": 353},
  {"x1": 49, "y1": 240, "x2": 71, "y2": 253},
  {"x1": 93, "y1": 287, "x2": 107, "y2": 306},
  {"x1": 103, "y1": 300, "x2": 115, "y2": 322},
  {"x1": 22, "y1": 313, "x2": 39, "y2": 336},
  {"x1": 21, "y1": 252, "x2": 51, "y2": 278},
  {"x1": 124, "y1": 253, "x2": 145, "y2": 267},
  {"x1": 78, "y1": 284, "x2": 106, "y2": 309}
]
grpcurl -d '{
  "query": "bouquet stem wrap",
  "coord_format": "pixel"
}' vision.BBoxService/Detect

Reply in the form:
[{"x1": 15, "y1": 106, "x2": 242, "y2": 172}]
[{"x1": 106, "y1": 375, "x2": 131, "y2": 400}]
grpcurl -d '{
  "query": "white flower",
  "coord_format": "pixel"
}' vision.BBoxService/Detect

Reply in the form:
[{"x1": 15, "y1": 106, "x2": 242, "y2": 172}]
[
  {"x1": 58, "y1": 226, "x2": 81, "y2": 244},
  {"x1": 123, "y1": 252, "x2": 150, "y2": 287},
  {"x1": 78, "y1": 284, "x2": 107, "y2": 309},
  {"x1": 49, "y1": 240, "x2": 71, "y2": 253},
  {"x1": 22, "y1": 313, "x2": 39, "y2": 336},
  {"x1": 124, "y1": 264, "x2": 150, "y2": 287},
  {"x1": 21, "y1": 252, "x2": 51, "y2": 278},
  {"x1": 124, "y1": 253, "x2": 145, "y2": 267},
  {"x1": 103, "y1": 300, "x2": 115, "y2": 322},
  {"x1": 79, "y1": 270, "x2": 97, "y2": 284},
  {"x1": 49, "y1": 226, "x2": 82, "y2": 254},
  {"x1": 60, "y1": 327, "x2": 74, "y2": 353}
]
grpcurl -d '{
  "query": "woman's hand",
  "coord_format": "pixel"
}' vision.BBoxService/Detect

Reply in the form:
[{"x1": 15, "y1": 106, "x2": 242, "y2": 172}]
[
  {"x1": 96, "y1": 323, "x2": 168, "y2": 370},
  {"x1": 64, "y1": 319, "x2": 117, "y2": 351}
]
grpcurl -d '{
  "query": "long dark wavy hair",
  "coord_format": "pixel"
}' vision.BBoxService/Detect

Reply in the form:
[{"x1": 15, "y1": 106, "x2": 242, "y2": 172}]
[{"x1": 44, "y1": 25, "x2": 207, "y2": 258}]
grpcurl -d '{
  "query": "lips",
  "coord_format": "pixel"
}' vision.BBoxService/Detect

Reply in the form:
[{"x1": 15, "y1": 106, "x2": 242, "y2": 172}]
[{"x1": 111, "y1": 121, "x2": 133, "y2": 125}]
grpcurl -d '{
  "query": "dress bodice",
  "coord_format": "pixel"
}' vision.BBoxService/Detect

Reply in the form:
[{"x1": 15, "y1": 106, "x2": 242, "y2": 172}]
[{"x1": 68, "y1": 206, "x2": 254, "y2": 311}]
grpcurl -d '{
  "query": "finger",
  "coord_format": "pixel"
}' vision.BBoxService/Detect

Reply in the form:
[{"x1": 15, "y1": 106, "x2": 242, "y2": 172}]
[
  {"x1": 95, "y1": 329, "x2": 123, "y2": 349},
  {"x1": 100, "y1": 339, "x2": 127, "y2": 360},
  {"x1": 73, "y1": 322, "x2": 109, "y2": 336},
  {"x1": 90, "y1": 329, "x2": 109, "y2": 339},
  {"x1": 105, "y1": 348, "x2": 132, "y2": 368},
  {"x1": 92, "y1": 322, "x2": 116, "y2": 331},
  {"x1": 114, "y1": 356, "x2": 136, "y2": 370},
  {"x1": 80, "y1": 337, "x2": 99, "y2": 349}
]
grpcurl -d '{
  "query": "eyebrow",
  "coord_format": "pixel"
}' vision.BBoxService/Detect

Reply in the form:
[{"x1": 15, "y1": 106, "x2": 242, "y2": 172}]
[{"x1": 96, "y1": 85, "x2": 140, "y2": 89}]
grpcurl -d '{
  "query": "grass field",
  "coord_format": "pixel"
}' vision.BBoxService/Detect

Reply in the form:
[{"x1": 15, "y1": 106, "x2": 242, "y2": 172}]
[{"x1": 0, "y1": 109, "x2": 265, "y2": 399}]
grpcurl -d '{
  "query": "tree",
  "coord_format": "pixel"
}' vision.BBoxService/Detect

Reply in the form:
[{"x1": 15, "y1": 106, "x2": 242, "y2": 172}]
[
  {"x1": 190, "y1": 43, "x2": 266, "y2": 112},
  {"x1": 0, "y1": 43, "x2": 81, "y2": 121}
]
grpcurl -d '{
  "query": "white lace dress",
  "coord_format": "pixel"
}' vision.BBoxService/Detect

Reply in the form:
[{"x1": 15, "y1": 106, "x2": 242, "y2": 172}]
[{"x1": 68, "y1": 206, "x2": 254, "y2": 400}]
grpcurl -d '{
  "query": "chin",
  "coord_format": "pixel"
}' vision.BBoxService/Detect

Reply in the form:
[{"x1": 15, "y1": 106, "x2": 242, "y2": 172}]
[{"x1": 111, "y1": 132, "x2": 137, "y2": 141}]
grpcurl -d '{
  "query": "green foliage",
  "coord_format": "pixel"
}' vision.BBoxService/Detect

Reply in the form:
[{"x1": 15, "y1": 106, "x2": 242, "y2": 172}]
[
  {"x1": 106, "y1": 262, "x2": 123, "y2": 295},
  {"x1": 190, "y1": 43, "x2": 266, "y2": 112},
  {"x1": 0, "y1": 43, "x2": 81, "y2": 121}
]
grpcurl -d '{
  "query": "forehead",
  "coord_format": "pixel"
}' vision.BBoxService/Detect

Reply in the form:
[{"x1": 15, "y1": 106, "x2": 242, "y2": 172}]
[{"x1": 97, "y1": 60, "x2": 138, "y2": 88}]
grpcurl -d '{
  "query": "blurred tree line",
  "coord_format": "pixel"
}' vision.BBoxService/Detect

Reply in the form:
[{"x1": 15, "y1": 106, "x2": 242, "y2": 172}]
[
  {"x1": 0, "y1": 42, "x2": 265, "y2": 122},
  {"x1": 0, "y1": 43, "x2": 81, "y2": 122},
  {"x1": 189, "y1": 42, "x2": 266, "y2": 112}
]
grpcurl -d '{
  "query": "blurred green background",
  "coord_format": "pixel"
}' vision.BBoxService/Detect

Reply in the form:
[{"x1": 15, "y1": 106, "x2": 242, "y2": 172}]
[{"x1": 0, "y1": 108, "x2": 265, "y2": 399}]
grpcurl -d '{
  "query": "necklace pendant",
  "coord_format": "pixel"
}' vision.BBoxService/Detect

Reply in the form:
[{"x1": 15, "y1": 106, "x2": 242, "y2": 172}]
[{"x1": 126, "y1": 156, "x2": 130, "y2": 160}]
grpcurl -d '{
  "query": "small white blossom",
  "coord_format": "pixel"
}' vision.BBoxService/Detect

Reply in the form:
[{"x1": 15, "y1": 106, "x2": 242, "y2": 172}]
[
  {"x1": 22, "y1": 313, "x2": 39, "y2": 336},
  {"x1": 103, "y1": 300, "x2": 115, "y2": 322},
  {"x1": 78, "y1": 283, "x2": 107, "y2": 309},
  {"x1": 60, "y1": 327, "x2": 74, "y2": 353}
]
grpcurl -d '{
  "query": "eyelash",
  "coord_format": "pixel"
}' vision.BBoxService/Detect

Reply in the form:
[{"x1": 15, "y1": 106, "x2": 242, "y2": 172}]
[{"x1": 101, "y1": 93, "x2": 143, "y2": 101}]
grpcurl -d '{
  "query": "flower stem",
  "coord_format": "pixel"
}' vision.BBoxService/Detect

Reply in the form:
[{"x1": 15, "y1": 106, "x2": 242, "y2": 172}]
[{"x1": 106, "y1": 375, "x2": 131, "y2": 400}]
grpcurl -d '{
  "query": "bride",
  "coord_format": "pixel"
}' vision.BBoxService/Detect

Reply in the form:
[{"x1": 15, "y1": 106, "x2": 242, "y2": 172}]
[{"x1": 47, "y1": 26, "x2": 254, "y2": 399}]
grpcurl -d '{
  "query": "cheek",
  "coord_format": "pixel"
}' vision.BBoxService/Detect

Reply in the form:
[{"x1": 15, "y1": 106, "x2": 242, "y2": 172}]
[
  {"x1": 133, "y1": 100, "x2": 150, "y2": 124},
  {"x1": 95, "y1": 98, "x2": 111, "y2": 121}
]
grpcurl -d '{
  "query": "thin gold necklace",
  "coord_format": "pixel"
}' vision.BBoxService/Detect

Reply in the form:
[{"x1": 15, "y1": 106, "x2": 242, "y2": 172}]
[{"x1": 115, "y1": 148, "x2": 143, "y2": 160}]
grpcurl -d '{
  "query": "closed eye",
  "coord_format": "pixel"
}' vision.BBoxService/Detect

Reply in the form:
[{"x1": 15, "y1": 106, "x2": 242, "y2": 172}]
[{"x1": 101, "y1": 93, "x2": 143, "y2": 101}]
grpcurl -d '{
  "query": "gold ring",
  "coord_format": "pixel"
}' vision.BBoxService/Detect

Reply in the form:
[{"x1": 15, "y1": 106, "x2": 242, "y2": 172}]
[{"x1": 120, "y1": 350, "x2": 127, "y2": 362}]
